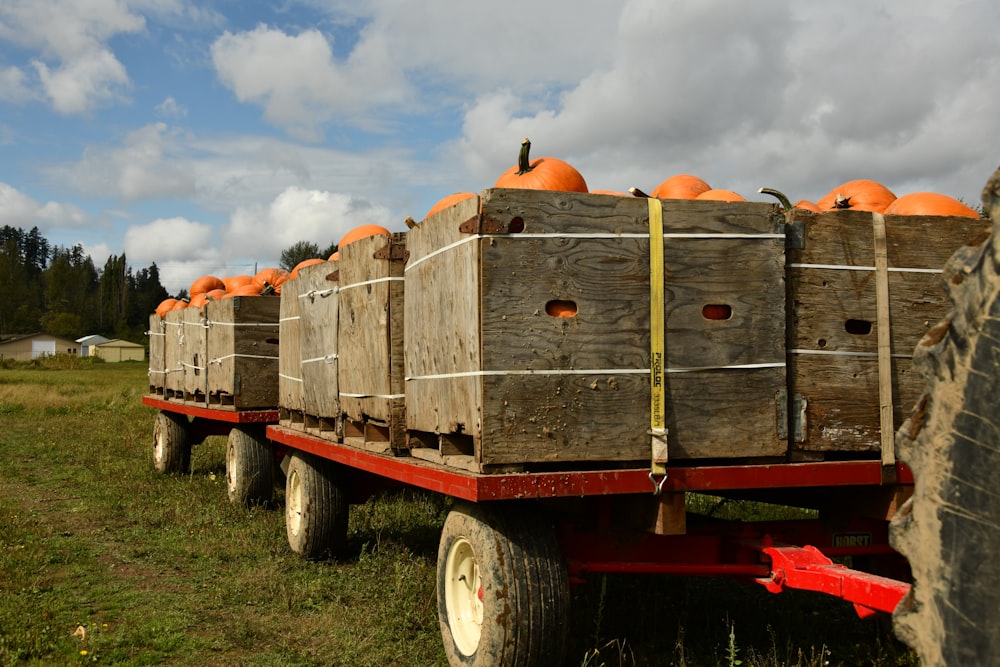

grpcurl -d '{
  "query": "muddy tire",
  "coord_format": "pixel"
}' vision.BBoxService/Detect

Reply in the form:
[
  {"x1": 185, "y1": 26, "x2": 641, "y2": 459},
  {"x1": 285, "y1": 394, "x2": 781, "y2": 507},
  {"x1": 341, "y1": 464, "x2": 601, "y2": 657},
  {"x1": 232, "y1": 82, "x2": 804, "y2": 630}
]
[
  {"x1": 152, "y1": 411, "x2": 190, "y2": 474},
  {"x1": 284, "y1": 452, "x2": 348, "y2": 559},
  {"x1": 437, "y1": 502, "x2": 568, "y2": 667},
  {"x1": 226, "y1": 426, "x2": 274, "y2": 506},
  {"x1": 891, "y1": 169, "x2": 1000, "y2": 666}
]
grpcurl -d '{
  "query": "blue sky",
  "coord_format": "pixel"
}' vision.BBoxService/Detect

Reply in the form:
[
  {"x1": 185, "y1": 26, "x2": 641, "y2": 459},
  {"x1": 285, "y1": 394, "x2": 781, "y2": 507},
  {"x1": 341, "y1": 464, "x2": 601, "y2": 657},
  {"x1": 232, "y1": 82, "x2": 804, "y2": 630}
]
[{"x1": 1, "y1": 0, "x2": 998, "y2": 293}]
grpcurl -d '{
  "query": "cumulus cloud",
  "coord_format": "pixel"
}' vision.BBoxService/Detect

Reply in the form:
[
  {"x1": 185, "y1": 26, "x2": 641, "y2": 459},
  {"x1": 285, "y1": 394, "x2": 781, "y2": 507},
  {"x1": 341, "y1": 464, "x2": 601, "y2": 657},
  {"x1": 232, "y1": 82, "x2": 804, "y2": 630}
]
[
  {"x1": 0, "y1": 182, "x2": 88, "y2": 229},
  {"x1": 0, "y1": 0, "x2": 144, "y2": 113},
  {"x1": 124, "y1": 216, "x2": 226, "y2": 293},
  {"x1": 60, "y1": 123, "x2": 197, "y2": 201},
  {"x1": 222, "y1": 186, "x2": 394, "y2": 259}
]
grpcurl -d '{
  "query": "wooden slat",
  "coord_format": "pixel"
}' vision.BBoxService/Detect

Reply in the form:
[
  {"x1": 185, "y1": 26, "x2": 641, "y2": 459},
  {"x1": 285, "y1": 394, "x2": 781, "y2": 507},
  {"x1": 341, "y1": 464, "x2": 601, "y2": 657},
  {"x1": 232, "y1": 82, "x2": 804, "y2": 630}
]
[
  {"x1": 278, "y1": 274, "x2": 304, "y2": 415},
  {"x1": 298, "y1": 260, "x2": 340, "y2": 425}
]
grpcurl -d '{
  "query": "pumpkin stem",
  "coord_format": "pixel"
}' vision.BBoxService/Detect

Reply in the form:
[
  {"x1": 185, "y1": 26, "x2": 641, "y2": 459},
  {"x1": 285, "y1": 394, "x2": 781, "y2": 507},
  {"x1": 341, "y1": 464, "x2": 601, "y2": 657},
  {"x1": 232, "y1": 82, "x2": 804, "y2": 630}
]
[
  {"x1": 758, "y1": 187, "x2": 792, "y2": 211},
  {"x1": 833, "y1": 193, "x2": 852, "y2": 209},
  {"x1": 404, "y1": 216, "x2": 417, "y2": 229},
  {"x1": 629, "y1": 187, "x2": 650, "y2": 198},
  {"x1": 516, "y1": 137, "x2": 534, "y2": 175}
]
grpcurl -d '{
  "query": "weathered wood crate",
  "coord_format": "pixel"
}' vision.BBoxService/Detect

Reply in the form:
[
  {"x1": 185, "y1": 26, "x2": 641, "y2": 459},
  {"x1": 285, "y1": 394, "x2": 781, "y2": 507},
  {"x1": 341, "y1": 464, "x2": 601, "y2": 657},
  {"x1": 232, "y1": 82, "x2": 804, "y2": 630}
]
[
  {"x1": 297, "y1": 259, "x2": 341, "y2": 440},
  {"x1": 182, "y1": 306, "x2": 209, "y2": 402},
  {"x1": 147, "y1": 313, "x2": 166, "y2": 394},
  {"x1": 279, "y1": 274, "x2": 305, "y2": 428},
  {"x1": 338, "y1": 233, "x2": 407, "y2": 453},
  {"x1": 787, "y1": 209, "x2": 989, "y2": 453},
  {"x1": 205, "y1": 296, "x2": 280, "y2": 409},
  {"x1": 404, "y1": 188, "x2": 788, "y2": 472},
  {"x1": 163, "y1": 308, "x2": 186, "y2": 398}
]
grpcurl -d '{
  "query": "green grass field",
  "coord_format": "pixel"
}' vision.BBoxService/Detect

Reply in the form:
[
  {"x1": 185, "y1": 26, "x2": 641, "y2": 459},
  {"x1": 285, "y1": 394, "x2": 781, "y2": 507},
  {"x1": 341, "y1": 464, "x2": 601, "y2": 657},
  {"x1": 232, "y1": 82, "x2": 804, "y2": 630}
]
[{"x1": 0, "y1": 357, "x2": 916, "y2": 666}]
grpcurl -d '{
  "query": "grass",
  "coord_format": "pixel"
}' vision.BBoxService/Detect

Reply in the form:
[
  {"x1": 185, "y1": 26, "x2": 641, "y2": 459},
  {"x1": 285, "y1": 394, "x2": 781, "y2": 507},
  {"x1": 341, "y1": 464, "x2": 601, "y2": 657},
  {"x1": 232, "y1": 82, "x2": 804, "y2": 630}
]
[{"x1": 0, "y1": 357, "x2": 917, "y2": 666}]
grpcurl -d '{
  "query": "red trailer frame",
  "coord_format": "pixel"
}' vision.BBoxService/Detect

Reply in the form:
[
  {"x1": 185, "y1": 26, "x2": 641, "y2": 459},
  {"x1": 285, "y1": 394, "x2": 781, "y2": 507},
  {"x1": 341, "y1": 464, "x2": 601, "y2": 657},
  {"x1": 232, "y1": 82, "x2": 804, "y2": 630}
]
[{"x1": 265, "y1": 423, "x2": 912, "y2": 617}]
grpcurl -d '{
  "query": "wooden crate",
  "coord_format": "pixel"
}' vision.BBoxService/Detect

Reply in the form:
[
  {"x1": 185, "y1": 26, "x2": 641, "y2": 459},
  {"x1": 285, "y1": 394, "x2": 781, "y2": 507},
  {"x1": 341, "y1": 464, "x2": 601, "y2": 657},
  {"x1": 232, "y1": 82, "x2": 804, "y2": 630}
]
[
  {"x1": 298, "y1": 259, "x2": 341, "y2": 440},
  {"x1": 404, "y1": 188, "x2": 788, "y2": 472},
  {"x1": 338, "y1": 233, "x2": 406, "y2": 453},
  {"x1": 205, "y1": 296, "x2": 281, "y2": 409},
  {"x1": 148, "y1": 313, "x2": 166, "y2": 394},
  {"x1": 279, "y1": 274, "x2": 305, "y2": 428},
  {"x1": 182, "y1": 306, "x2": 209, "y2": 403},
  {"x1": 787, "y1": 209, "x2": 989, "y2": 453},
  {"x1": 163, "y1": 308, "x2": 186, "y2": 398}
]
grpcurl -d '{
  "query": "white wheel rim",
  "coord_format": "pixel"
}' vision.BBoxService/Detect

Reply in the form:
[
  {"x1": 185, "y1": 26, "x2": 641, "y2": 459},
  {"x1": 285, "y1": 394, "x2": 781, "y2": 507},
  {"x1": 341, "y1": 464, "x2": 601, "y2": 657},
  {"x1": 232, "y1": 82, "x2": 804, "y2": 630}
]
[
  {"x1": 287, "y1": 468, "x2": 303, "y2": 537},
  {"x1": 153, "y1": 422, "x2": 165, "y2": 465},
  {"x1": 444, "y1": 536, "x2": 483, "y2": 656},
  {"x1": 225, "y1": 438, "x2": 237, "y2": 494}
]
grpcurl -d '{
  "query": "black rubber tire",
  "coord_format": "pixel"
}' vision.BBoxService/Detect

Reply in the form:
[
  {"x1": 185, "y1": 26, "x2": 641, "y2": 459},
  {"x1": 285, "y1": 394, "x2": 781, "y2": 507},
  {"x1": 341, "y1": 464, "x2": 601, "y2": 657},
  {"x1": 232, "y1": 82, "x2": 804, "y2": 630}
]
[
  {"x1": 891, "y1": 168, "x2": 1000, "y2": 666},
  {"x1": 284, "y1": 452, "x2": 348, "y2": 560},
  {"x1": 152, "y1": 411, "x2": 190, "y2": 474},
  {"x1": 437, "y1": 502, "x2": 569, "y2": 667},
  {"x1": 226, "y1": 426, "x2": 274, "y2": 506}
]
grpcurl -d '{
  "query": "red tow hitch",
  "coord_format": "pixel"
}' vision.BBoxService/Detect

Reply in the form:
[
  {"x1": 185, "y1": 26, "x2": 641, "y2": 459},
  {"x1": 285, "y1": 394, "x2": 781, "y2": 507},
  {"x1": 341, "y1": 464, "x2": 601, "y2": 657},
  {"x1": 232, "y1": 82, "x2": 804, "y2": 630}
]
[{"x1": 756, "y1": 537, "x2": 910, "y2": 618}]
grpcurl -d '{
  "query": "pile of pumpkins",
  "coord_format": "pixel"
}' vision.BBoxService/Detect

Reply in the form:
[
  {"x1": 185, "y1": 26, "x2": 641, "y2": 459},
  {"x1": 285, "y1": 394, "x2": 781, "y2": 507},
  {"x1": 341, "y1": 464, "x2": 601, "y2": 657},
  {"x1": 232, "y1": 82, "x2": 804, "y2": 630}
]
[
  {"x1": 422, "y1": 137, "x2": 981, "y2": 220},
  {"x1": 155, "y1": 137, "x2": 981, "y2": 319},
  {"x1": 153, "y1": 223, "x2": 393, "y2": 318}
]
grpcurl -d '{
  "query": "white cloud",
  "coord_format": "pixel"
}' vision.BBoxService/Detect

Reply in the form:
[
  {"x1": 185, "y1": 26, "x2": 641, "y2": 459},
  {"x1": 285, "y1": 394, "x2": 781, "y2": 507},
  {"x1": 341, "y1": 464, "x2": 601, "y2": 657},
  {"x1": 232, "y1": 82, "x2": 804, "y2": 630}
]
[
  {"x1": 124, "y1": 216, "x2": 226, "y2": 293},
  {"x1": 222, "y1": 186, "x2": 394, "y2": 259},
  {"x1": 64, "y1": 123, "x2": 197, "y2": 201},
  {"x1": 0, "y1": 65, "x2": 37, "y2": 104},
  {"x1": 155, "y1": 96, "x2": 187, "y2": 119},
  {"x1": 0, "y1": 182, "x2": 88, "y2": 229},
  {"x1": 0, "y1": 0, "x2": 144, "y2": 113}
]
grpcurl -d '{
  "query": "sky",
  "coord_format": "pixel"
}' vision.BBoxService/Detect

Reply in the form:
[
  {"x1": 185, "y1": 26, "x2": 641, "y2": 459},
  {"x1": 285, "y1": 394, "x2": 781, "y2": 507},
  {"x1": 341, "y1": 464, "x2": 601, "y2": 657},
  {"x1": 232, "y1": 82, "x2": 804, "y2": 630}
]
[{"x1": 0, "y1": 0, "x2": 998, "y2": 295}]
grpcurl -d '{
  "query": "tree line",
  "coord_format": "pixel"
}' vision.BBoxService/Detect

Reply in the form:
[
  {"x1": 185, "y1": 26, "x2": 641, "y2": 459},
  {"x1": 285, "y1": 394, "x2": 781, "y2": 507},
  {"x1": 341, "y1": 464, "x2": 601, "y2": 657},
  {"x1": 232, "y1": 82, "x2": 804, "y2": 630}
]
[
  {"x1": 0, "y1": 226, "x2": 169, "y2": 343},
  {"x1": 0, "y1": 227, "x2": 336, "y2": 345}
]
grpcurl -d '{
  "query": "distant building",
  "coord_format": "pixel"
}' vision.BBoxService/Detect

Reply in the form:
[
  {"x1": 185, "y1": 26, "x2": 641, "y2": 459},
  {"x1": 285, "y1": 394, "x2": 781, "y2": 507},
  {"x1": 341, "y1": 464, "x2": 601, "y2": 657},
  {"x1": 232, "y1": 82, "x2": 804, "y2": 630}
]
[
  {"x1": 0, "y1": 333, "x2": 79, "y2": 361},
  {"x1": 76, "y1": 334, "x2": 111, "y2": 357},
  {"x1": 92, "y1": 339, "x2": 145, "y2": 363}
]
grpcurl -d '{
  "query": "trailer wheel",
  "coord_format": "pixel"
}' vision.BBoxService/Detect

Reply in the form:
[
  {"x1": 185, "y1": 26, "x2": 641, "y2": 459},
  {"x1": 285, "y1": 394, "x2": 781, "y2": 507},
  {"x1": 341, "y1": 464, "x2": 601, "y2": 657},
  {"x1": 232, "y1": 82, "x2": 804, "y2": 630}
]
[
  {"x1": 891, "y1": 167, "x2": 1000, "y2": 665},
  {"x1": 437, "y1": 502, "x2": 568, "y2": 667},
  {"x1": 226, "y1": 426, "x2": 274, "y2": 506},
  {"x1": 284, "y1": 452, "x2": 348, "y2": 559},
  {"x1": 152, "y1": 411, "x2": 190, "y2": 474}
]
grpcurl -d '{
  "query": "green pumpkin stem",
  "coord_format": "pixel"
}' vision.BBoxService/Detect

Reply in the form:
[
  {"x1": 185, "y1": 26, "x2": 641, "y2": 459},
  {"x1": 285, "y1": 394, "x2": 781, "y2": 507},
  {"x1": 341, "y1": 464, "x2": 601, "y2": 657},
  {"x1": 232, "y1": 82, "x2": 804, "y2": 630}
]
[{"x1": 516, "y1": 137, "x2": 534, "y2": 175}]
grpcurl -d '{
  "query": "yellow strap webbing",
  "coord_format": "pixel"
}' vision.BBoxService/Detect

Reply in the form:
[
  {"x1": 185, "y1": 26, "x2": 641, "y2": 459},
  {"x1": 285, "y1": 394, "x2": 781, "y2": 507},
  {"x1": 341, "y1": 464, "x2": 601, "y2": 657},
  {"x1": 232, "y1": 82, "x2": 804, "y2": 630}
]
[{"x1": 648, "y1": 198, "x2": 668, "y2": 476}]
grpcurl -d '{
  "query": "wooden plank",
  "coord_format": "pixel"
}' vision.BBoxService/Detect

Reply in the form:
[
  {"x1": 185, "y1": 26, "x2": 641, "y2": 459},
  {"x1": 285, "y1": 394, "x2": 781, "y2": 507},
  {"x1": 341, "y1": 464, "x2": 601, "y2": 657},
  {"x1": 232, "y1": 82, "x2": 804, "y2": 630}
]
[
  {"x1": 337, "y1": 232, "x2": 406, "y2": 447},
  {"x1": 205, "y1": 296, "x2": 280, "y2": 409},
  {"x1": 182, "y1": 306, "x2": 208, "y2": 401},
  {"x1": 163, "y1": 309, "x2": 185, "y2": 396},
  {"x1": 278, "y1": 274, "x2": 304, "y2": 418},
  {"x1": 298, "y1": 260, "x2": 340, "y2": 429},
  {"x1": 787, "y1": 209, "x2": 987, "y2": 452},
  {"x1": 148, "y1": 313, "x2": 166, "y2": 392},
  {"x1": 404, "y1": 194, "x2": 482, "y2": 434}
]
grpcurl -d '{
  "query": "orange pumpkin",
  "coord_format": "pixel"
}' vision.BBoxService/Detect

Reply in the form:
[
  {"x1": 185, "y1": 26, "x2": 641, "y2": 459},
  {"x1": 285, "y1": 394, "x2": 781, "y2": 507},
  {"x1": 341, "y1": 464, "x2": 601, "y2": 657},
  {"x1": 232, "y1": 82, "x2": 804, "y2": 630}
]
[
  {"x1": 650, "y1": 174, "x2": 711, "y2": 199},
  {"x1": 339, "y1": 224, "x2": 391, "y2": 249},
  {"x1": 189, "y1": 293, "x2": 210, "y2": 309},
  {"x1": 426, "y1": 192, "x2": 476, "y2": 219},
  {"x1": 696, "y1": 189, "x2": 745, "y2": 202},
  {"x1": 171, "y1": 299, "x2": 189, "y2": 311},
  {"x1": 794, "y1": 200, "x2": 821, "y2": 213},
  {"x1": 204, "y1": 288, "x2": 226, "y2": 301},
  {"x1": 222, "y1": 275, "x2": 253, "y2": 292},
  {"x1": 155, "y1": 298, "x2": 179, "y2": 318},
  {"x1": 494, "y1": 138, "x2": 588, "y2": 193},
  {"x1": 589, "y1": 189, "x2": 629, "y2": 197},
  {"x1": 223, "y1": 284, "x2": 263, "y2": 298},
  {"x1": 252, "y1": 267, "x2": 289, "y2": 295},
  {"x1": 884, "y1": 192, "x2": 980, "y2": 219},
  {"x1": 190, "y1": 275, "x2": 225, "y2": 297},
  {"x1": 290, "y1": 258, "x2": 326, "y2": 279},
  {"x1": 815, "y1": 179, "x2": 896, "y2": 213}
]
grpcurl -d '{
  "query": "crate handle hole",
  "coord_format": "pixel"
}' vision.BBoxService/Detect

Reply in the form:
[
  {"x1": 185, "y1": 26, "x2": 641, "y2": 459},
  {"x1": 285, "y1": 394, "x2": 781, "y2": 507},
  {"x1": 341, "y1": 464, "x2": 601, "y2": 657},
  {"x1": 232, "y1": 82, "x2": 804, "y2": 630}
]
[
  {"x1": 702, "y1": 304, "x2": 732, "y2": 320},
  {"x1": 509, "y1": 217, "x2": 525, "y2": 233},
  {"x1": 817, "y1": 338, "x2": 827, "y2": 348},
  {"x1": 546, "y1": 300, "x2": 578, "y2": 318},
  {"x1": 845, "y1": 319, "x2": 872, "y2": 335}
]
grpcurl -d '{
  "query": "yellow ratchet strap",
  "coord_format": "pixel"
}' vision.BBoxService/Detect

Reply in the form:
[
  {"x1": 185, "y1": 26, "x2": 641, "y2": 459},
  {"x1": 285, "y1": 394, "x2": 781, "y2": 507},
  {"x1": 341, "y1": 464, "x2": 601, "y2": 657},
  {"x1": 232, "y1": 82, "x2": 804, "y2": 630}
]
[{"x1": 648, "y1": 198, "x2": 668, "y2": 490}]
